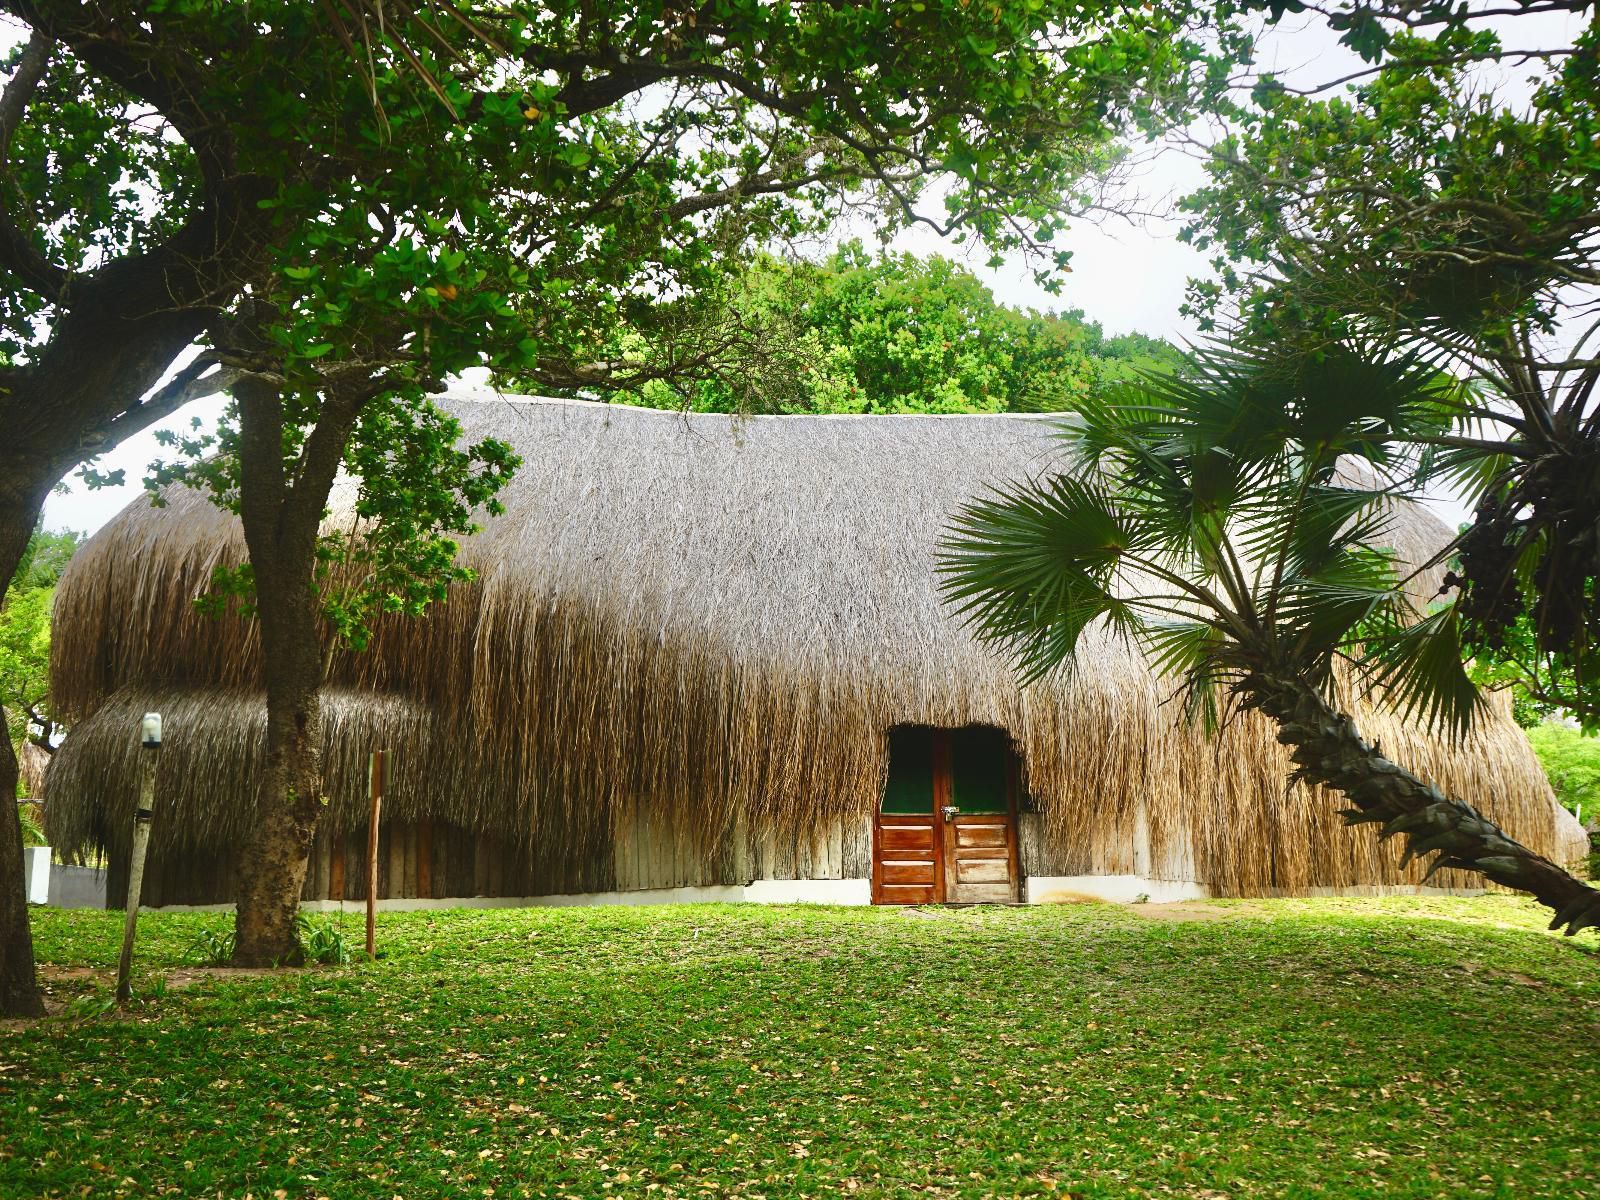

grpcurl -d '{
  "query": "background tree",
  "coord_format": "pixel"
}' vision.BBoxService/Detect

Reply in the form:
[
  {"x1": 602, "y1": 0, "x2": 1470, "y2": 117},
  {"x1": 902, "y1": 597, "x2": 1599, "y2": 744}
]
[
  {"x1": 1525, "y1": 723, "x2": 1600, "y2": 822},
  {"x1": 1523, "y1": 721, "x2": 1600, "y2": 877},
  {"x1": 0, "y1": 528, "x2": 77, "y2": 893},
  {"x1": 518, "y1": 242, "x2": 1182, "y2": 415},
  {"x1": 0, "y1": 526, "x2": 78, "y2": 769},
  {"x1": 1179, "y1": 15, "x2": 1600, "y2": 727},
  {"x1": 941, "y1": 344, "x2": 1600, "y2": 934}
]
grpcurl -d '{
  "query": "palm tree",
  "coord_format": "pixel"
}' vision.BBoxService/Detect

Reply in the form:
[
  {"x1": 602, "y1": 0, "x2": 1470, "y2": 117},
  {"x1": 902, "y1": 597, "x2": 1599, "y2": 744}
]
[
  {"x1": 1429, "y1": 349, "x2": 1600, "y2": 727},
  {"x1": 939, "y1": 343, "x2": 1600, "y2": 934}
]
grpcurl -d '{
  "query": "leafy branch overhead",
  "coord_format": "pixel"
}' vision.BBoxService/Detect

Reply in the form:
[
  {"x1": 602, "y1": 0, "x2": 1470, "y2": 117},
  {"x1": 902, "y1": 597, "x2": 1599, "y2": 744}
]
[
  {"x1": 143, "y1": 395, "x2": 519, "y2": 652},
  {"x1": 3, "y1": 0, "x2": 1245, "y2": 654}
]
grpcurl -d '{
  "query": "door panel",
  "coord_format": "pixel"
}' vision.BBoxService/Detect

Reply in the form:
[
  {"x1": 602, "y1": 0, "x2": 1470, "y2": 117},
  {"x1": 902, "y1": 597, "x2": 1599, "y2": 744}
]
[
  {"x1": 872, "y1": 814, "x2": 940, "y2": 904},
  {"x1": 943, "y1": 813, "x2": 1020, "y2": 903},
  {"x1": 956, "y1": 859, "x2": 1009, "y2": 883},
  {"x1": 881, "y1": 860, "x2": 937, "y2": 884},
  {"x1": 881, "y1": 825, "x2": 936, "y2": 852},
  {"x1": 954, "y1": 882, "x2": 1016, "y2": 903},
  {"x1": 954, "y1": 824, "x2": 1008, "y2": 849}
]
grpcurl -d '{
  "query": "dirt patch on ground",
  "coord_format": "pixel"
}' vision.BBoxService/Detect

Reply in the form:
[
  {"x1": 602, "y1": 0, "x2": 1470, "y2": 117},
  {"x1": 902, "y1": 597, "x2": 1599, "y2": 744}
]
[
  {"x1": 0, "y1": 963, "x2": 315, "y2": 1028},
  {"x1": 1029, "y1": 890, "x2": 1118, "y2": 906},
  {"x1": 41, "y1": 963, "x2": 299, "y2": 990},
  {"x1": 162, "y1": 966, "x2": 300, "y2": 990},
  {"x1": 0, "y1": 968, "x2": 100, "y2": 1027}
]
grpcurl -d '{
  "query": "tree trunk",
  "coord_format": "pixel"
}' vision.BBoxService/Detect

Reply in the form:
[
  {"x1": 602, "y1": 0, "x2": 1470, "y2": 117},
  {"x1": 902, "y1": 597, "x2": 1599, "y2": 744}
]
[
  {"x1": 231, "y1": 582, "x2": 325, "y2": 966},
  {"x1": 0, "y1": 486, "x2": 46, "y2": 1016},
  {"x1": 227, "y1": 371, "x2": 366, "y2": 967},
  {"x1": 0, "y1": 740, "x2": 43, "y2": 1017},
  {"x1": 1242, "y1": 671, "x2": 1600, "y2": 935}
]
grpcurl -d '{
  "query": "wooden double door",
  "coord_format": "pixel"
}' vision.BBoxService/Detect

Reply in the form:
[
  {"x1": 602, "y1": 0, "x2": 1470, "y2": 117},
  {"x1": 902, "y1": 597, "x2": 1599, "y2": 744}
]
[{"x1": 871, "y1": 726, "x2": 1022, "y2": 904}]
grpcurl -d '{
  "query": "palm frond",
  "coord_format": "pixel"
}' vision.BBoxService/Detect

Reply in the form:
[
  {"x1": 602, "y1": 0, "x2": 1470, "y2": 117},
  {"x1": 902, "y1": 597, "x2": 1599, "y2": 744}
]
[
  {"x1": 940, "y1": 475, "x2": 1143, "y2": 682},
  {"x1": 1142, "y1": 620, "x2": 1232, "y2": 731},
  {"x1": 1357, "y1": 603, "x2": 1485, "y2": 740},
  {"x1": 1279, "y1": 543, "x2": 1407, "y2": 651}
]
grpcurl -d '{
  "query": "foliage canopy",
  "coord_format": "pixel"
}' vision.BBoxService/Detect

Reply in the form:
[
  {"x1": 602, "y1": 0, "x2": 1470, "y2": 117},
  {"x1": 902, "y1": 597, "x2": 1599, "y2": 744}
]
[
  {"x1": 1179, "y1": 12, "x2": 1600, "y2": 730},
  {"x1": 521, "y1": 243, "x2": 1182, "y2": 415},
  {"x1": 0, "y1": 527, "x2": 78, "y2": 764}
]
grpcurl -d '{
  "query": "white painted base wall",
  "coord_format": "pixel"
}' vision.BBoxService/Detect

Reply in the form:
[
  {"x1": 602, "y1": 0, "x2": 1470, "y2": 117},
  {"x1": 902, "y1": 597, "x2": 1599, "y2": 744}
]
[
  {"x1": 130, "y1": 875, "x2": 1489, "y2": 913},
  {"x1": 23, "y1": 846, "x2": 50, "y2": 904},
  {"x1": 147, "y1": 879, "x2": 872, "y2": 913},
  {"x1": 744, "y1": 878, "x2": 870, "y2": 906},
  {"x1": 1028, "y1": 875, "x2": 1211, "y2": 905}
]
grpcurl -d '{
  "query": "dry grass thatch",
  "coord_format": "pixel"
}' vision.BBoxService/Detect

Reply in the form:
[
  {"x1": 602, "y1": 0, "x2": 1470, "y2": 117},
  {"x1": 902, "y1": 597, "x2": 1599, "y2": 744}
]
[
  {"x1": 44, "y1": 395, "x2": 1588, "y2": 893},
  {"x1": 18, "y1": 740, "x2": 50, "y2": 800}
]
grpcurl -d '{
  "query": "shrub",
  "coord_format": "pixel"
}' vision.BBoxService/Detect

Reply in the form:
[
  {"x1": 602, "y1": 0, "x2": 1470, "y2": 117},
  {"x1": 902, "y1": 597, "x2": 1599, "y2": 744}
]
[
  {"x1": 185, "y1": 924, "x2": 235, "y2": 967},
  {"x1": 296, "y1": 914, "x2": 352, "y2": 966},
  {"x1": 17, "y1": 800, "x2": 45, "y2": 847},
  {"x1": 1526, "y1": 723, "x2": 1600, "y2": 821},
  {"x1": 186, "y1": 914, "x2": 352, "y2": 967}
]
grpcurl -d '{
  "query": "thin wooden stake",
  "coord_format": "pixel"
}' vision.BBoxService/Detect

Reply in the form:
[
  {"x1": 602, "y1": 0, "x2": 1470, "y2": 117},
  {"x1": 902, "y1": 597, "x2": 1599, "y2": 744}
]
[
  {"x1": 116, "y1": 737, "x2": 160, "y2": 1003},
  {"x1": 365, "y1": 749, "x2": 387, "y2": 958}
]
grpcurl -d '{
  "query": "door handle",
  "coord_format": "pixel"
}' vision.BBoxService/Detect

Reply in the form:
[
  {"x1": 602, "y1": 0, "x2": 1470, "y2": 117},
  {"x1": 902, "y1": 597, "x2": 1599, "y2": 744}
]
[{"x1": 941, "y1": 805, "x2": 959, "y2": 822}]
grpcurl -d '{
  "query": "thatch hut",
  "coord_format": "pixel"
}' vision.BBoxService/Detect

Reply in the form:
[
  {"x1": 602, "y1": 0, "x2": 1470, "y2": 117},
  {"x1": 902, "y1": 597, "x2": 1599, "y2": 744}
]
[
  {"x1": 43, "y1": 396, "x2": 1585, "y2": 909},
  {"x1": 18, "y1": 740, "x2": 49, "y2": 800}
]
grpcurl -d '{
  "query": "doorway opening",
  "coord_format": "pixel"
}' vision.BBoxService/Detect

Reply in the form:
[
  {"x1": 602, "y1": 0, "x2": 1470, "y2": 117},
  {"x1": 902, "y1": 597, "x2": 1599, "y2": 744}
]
[{"x1": 872, "y1": 725, "x2": 1023, "y2": 904}]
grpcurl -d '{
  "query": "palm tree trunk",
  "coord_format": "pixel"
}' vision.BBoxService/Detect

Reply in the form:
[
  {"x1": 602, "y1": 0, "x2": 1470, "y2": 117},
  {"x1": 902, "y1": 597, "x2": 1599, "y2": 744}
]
[{"x1": 1242, "y1": 672, "x2": 1600, "y2": 935}]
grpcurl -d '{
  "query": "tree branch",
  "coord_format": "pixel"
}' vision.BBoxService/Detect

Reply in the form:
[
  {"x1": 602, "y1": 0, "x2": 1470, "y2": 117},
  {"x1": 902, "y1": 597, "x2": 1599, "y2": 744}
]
[
  {"x1": 0, "y1": 27, "x2": 48, "y2": 151},
  {"x1": 75, "y1": 354, "x2": 234, "y2": 460},
  {"x1": 0, "y1": 27, "x2": 66, "y2": 298}
]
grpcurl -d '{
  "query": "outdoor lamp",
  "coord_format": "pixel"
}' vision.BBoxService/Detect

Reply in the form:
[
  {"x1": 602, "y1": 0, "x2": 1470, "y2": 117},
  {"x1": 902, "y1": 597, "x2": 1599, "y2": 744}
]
[{"x1": 120, "y1": 711, "x2": 163, "y2": 1001}]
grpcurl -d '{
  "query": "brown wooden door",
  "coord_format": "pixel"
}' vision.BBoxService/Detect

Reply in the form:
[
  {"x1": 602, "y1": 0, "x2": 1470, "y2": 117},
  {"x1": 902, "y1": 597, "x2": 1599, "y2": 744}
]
[
  {"x1": 943, "y1": 813, "x2": 1018, "y2": 903},
  {"x1": 872, "y1": 727, "x2": 1020, "y2": 904}
]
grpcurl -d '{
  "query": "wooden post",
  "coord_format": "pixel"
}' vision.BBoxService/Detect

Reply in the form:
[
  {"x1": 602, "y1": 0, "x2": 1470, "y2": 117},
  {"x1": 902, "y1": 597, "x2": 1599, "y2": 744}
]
[
  {"x1": 365, "y1": 749, "x2": 387, "y2": 958},
  {"x1": 116, "y1": 714, "x2": 162, "y2": 1003},
  {"x1": 415, "y1": 820, "x2": 433, "y2": 899},
  {"x1": 329, "y1": 831, "x2": 347, "y2": 901}
]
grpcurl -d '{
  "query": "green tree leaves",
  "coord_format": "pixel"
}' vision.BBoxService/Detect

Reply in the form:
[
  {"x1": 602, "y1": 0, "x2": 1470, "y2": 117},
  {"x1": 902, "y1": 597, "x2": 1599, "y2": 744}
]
[
  {"x1": 528, "y1": 243, "x2": 1178, "y2": 416},
  {"x1": 1526, "y1": 722, "x2": 1600, "y2": 820},
  {"x1": 0, "y1": 528, "x2": 80, "y2": 769}
]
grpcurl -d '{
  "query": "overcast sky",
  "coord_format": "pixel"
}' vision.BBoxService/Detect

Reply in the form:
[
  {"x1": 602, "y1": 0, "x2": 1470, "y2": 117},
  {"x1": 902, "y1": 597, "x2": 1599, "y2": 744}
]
[{"x1": 38, "y1": 11, "x2": 1571, "y2": 537}]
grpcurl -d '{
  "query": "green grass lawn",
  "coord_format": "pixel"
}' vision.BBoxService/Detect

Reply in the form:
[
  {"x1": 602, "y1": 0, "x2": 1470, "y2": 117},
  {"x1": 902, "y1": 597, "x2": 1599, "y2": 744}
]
[{"x1": 3, "y1": 897, "x2": 1598, "y2": 1199}]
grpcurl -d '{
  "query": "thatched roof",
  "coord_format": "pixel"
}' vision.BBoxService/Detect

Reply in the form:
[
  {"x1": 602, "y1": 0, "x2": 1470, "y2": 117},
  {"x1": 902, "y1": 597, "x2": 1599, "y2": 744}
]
[{"x1": 44, "y1": 395, "x2": 1587, "y2": 892}]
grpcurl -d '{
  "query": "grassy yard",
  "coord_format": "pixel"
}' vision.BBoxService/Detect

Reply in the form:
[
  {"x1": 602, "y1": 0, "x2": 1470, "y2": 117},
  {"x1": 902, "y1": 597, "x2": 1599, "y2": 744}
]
[{"x1": 2, "y1": 898, "x2": 1597, "y2": 1199}]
